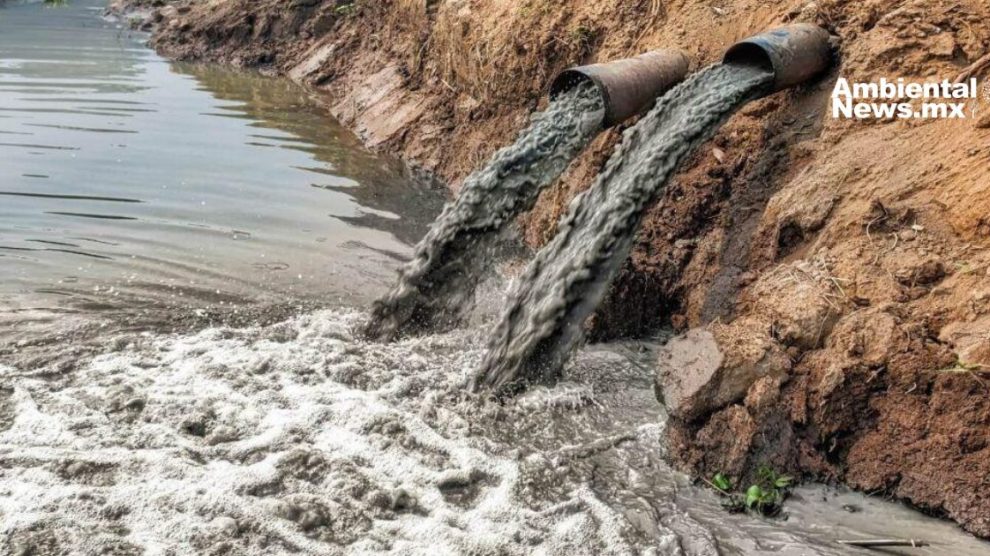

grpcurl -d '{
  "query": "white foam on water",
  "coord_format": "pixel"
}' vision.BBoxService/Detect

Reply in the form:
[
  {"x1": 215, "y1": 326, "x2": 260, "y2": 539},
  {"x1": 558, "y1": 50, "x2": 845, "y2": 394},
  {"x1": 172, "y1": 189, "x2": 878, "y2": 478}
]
[{"x1": 0, "y1": 310, "x2": 645, "y2": 555}]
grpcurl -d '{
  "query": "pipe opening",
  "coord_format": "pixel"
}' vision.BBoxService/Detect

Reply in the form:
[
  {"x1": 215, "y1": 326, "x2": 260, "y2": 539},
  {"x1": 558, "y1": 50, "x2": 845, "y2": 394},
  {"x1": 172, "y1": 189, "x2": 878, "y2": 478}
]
[
  {"x1": 549, "y1": 70, "x2": 598, "y2": 101},
  {"x1": 722, "y1": 24, "x2": 832, "y2": 92},
  {"x1": 723, "y1": 42, "x2": 774, "y2": 74},
  {"x1": 548, "y1": 49, "x2": 690, "y2": 127}
]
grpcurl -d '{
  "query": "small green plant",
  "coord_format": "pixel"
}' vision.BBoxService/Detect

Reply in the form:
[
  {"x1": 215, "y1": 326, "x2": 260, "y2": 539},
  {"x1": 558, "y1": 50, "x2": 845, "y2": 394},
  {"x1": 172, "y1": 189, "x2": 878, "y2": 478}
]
[
  {"x1": 705, "y1": 466, "x2": 793, "y2": 517},
  {"x1": 711, "y1": 472, "x2": 732, "y2": 492}
]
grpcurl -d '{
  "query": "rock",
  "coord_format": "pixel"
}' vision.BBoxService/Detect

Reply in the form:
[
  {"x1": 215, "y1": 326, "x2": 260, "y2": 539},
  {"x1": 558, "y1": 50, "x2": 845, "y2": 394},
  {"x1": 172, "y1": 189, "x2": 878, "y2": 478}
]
[
  {"x1": 655, "y1": 319, "x2": 790, "y2": 421},
  {"x1": 655, "y1": 329, "x2": 722, "y2": 421}
]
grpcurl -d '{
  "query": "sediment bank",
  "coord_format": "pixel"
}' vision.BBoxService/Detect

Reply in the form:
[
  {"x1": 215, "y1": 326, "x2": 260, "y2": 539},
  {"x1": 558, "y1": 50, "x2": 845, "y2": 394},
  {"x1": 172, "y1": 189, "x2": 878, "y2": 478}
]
[{"x1": 112, "y1": 0, "x2": 990, "y2": 538}]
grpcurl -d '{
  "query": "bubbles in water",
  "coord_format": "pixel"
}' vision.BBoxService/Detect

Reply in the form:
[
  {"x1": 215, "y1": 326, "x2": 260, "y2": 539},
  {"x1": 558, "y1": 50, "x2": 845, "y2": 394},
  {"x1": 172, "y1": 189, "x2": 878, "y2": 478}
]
[{"x1": 0, "y1": 310, "x2": 651, "y2": 555}]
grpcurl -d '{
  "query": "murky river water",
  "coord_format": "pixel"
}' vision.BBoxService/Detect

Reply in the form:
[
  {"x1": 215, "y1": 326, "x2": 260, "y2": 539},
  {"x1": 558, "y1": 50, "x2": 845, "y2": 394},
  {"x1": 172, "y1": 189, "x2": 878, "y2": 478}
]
[
  {"x1": 1, "y1": 1, "x2": 989, "y2": 555},
  {"x1": 0, "y1": 0, "x2": 442, "y2": 325}
]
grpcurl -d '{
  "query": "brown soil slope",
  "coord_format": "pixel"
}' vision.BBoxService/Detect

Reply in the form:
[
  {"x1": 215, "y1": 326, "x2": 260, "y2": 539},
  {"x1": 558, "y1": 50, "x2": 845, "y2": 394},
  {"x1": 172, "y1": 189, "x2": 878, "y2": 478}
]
[{"x1": 115, "y1": 0, "x2": 990, "y2": 538}]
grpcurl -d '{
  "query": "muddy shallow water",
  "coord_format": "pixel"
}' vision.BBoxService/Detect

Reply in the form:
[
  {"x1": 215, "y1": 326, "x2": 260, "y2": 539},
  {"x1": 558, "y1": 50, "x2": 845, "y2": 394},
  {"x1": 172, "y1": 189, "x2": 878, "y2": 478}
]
[
  {"x1": 1, "y1": 1, "x2": 989, "y2": 555},
  {"x1": 0, "y1": 0, "x2": 442, "y2": 323}
]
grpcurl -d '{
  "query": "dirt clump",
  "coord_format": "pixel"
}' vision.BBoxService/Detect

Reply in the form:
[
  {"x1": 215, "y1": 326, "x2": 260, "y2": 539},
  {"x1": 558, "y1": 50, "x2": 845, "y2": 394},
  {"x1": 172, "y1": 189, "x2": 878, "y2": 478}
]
[{"x1": 655, "y1": 319, "x2": 791, "y2": 422}]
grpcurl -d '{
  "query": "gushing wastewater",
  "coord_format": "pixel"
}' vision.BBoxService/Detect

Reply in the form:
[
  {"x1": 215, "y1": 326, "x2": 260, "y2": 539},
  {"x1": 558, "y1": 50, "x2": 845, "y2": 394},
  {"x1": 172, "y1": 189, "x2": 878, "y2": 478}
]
[
  {"x1": 0, "y1": 311, "x2": 670, "y2": 555},
  {"x1": 7, "y1": 309, "x2": 986, "y2": 555},
  {"x1": 365, "y1": 83, "x2": 604, "y2": 341},
  {"x1": 473, "y1": 64, "x2": 773, "y2": 393}
]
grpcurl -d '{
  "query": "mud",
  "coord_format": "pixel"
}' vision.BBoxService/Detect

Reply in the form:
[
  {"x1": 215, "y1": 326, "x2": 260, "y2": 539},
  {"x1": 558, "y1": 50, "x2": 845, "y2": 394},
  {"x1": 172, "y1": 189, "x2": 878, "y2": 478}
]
[{"x1": 108, "y1": 0, "x2": 990, "y2": 539}]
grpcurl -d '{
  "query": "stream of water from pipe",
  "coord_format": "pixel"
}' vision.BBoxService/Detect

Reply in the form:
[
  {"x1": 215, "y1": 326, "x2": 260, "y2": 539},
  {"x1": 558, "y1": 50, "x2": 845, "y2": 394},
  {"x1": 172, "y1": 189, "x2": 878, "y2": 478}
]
[
  {"x1": 473, "y1": 64, "x2": 772, "y2": 393},
  {"x1": 366, "y1": 84, "x2": 604, "y2": 340}
]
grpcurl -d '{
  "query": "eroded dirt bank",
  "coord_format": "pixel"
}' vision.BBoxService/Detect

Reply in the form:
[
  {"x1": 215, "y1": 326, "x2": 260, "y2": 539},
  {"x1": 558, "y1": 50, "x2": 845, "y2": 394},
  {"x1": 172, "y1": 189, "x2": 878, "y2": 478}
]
[{"x1": 112, "y1": 0, "x2": 990, "y2": 538}]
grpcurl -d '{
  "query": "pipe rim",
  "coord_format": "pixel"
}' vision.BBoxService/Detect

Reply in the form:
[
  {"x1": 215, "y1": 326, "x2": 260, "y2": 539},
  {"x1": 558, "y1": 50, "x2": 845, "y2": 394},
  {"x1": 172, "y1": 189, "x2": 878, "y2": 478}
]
[
  {"x1": 722, "y1": 24, "x2": 832, "y2": 92},
  {"x1": 549, "y1": 70, "x2": 614, "y2": 125},
  {"x1": 722, "y1": 41, "x2": 776, "y2": 74}
]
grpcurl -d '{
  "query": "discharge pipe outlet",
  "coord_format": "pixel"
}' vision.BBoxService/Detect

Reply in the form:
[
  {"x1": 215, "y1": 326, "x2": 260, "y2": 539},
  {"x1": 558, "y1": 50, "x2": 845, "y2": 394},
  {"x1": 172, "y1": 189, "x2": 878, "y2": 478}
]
[
  {"x1": 723, "y1": 23, "x2": 832, "y2": 92},
  {"x1": 549, "y1": 49, "x2": 691, "y2": 127}
]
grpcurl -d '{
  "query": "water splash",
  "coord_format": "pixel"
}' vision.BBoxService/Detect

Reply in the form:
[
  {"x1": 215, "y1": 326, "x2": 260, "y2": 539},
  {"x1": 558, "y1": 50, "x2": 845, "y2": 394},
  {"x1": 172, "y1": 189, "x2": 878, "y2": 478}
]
[
  {"x1": 0, "y1": 310, "x2": 677, "y2": 555},
  {"x1": 365, "y1": 84, "x2": 605, "y2": 340},
  {"x1": 473, "y1": 64, "x2": 773, "y2": 393}
]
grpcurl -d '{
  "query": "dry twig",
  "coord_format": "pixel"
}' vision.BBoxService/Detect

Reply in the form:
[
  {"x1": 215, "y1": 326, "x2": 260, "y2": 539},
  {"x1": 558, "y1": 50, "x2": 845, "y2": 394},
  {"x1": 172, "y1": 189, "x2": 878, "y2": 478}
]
[
  {"x1": 837, "y1": 538, "x2": 929, "y2": 548},
  {"x1": 955, "y1": 51, "x2": 990, "y2": 83}
]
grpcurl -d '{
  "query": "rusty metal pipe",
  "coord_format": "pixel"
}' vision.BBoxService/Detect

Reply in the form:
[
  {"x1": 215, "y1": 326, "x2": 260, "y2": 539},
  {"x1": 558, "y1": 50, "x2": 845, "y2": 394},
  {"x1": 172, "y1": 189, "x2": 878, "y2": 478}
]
[
  {"x1": 723, "y1": 23, "x2": 832, "y2": 92},
  {"x1": 549, "y1": 49, "x2": 691, "y2": 127}
]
